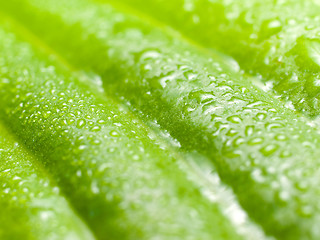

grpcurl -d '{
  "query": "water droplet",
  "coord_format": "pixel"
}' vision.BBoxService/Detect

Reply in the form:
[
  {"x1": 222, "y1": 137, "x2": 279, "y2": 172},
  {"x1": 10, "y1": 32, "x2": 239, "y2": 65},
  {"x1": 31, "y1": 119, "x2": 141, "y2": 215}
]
[
  {"x1": 40, "y1": 211, "x2": 52, "y2": 221},
  {"x1": 295, "y1": 181, "x2": 308, "y2": 191},
  {"x1": 183, "y1": 0, "x2": 194, "y2": 12},
  {"x1": 233, "y1": 137, "x2": 245, "y2": 147},
  {"x1": 226, "y1": 128, "x2": 238, "y2": 137},
  {"x1": 91, "y1": 139, "x2": 101, "y2": 145},
  {"x1": 110, "y1": 130, "x2": 120, "y2": 137},
  {"x1": 91, "y1": 126, "x2": 101, "y2": 132},
  {"x1": 256, "y1": 113, "x2": 267, "y2": 121},
  {"x1": 133, "y1": 155, "x2": 140, "y2": 161},
  {"x1": 97, "y1": 119, "x2": 106, "y2": 124},
  {"x1": 298, "y1": 205, "x2": 313, "y2": 217},
  {"x1": 139, "y1": 50, "x2": 161, "y2": 61},
  {"x1": 280, "y1": 150, "x2": 292, "y2": 158},
  {"x1": 268, "y1": 20, "x2": 282, "y2": 29},
  {"x1": 76, "y1": 119, "x2": 86, "y2": 129},
  {"x1": 91, "y1": 181, "x2": 100, "y2": 194},
  {"x1": 260, "y1": 144, "x2": 279, "y2": 156},
  {"x1": 251, "y1": 169, "x2": 265, "y2": 183},
  {"x1": 245, "y1": 125, "x2": 254, "y2": 136},
  {"x1": 248, "y1": 137, "x2": 264, "y2": 145},
  {"x1": 227, "y1": 115, "x2": 242, "y2": 124},
  {"x1": 183, "y1": 70, "x2": 198, "y2": 81},
  {"x1": 265, "y1": 122, "x2": 283, "y2": 131},
  {"x1": 192, "y1": 14, "x2": 200, "y2": 24},
  {"x1": 78, "y1": 145, "x2": 86, "y2": 151},
  {"x1": 113, "y1": 122, "x2": 122, "y2": 127},
  {"x1": 3, "y1": 188, "x2": 10, "y2": 194},
  {"x1": 276, "y1": 191, "x2": 290, "y2": 205},
  {"x1": 275, "y1": 134, "x2": 287, "y2": 141},
  {"x1": 76, "y1": 170, "x2": 82, "y2": 177}
]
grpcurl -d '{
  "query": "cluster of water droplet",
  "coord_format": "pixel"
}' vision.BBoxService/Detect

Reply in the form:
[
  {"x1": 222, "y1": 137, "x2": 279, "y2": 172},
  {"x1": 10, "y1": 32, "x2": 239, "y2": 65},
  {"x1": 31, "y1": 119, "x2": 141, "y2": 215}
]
[
  {"x1": 0, "y1": 22, "x2": 245, "y2": 239},
  {"x1": 73, "y1": 10, "x2": 320, "y2": 236},
  {"x1": 2, "y1": 0, "x2": 320, "y2": 238}
]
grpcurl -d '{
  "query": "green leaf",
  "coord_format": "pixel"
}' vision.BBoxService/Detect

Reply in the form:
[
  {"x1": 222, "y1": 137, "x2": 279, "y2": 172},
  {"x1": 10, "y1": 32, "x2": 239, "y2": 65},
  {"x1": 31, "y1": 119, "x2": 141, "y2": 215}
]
[
  {"x1": 1, "y1": 0, "x2": 320, "y2": 239},
  {"x1": 0, "y1": 8, "x2": 252, "y2": 240},
  {"x1": 110, "y1": 0, "x2": 320, "y2": 118},
  {"x1": 0, "y1": 123, "x2": 94, "y2": 240}
]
